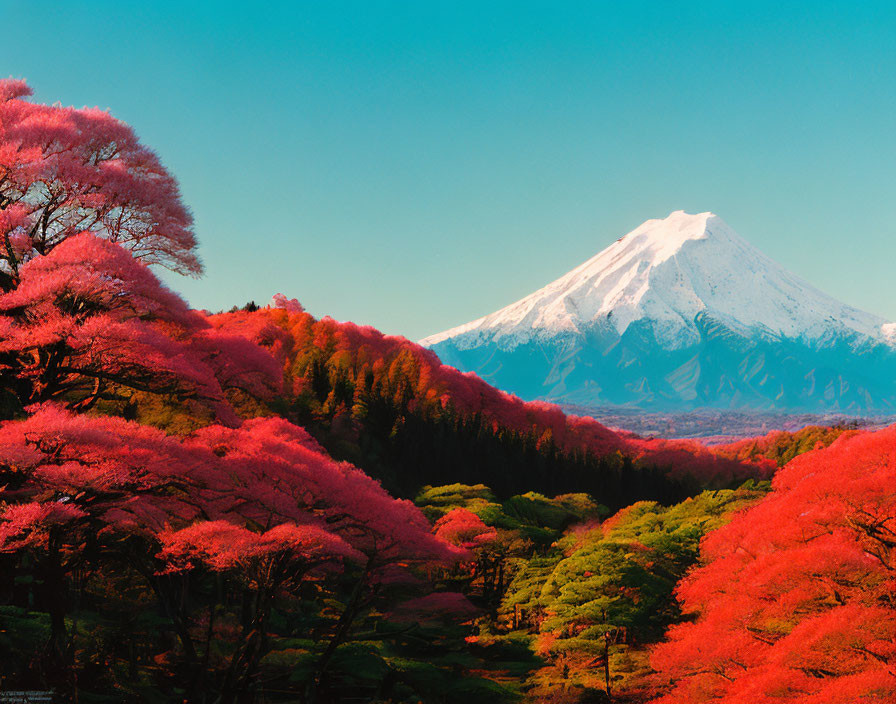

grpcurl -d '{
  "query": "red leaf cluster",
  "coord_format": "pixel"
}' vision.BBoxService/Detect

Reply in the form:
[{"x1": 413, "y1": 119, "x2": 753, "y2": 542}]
[
  {"x1": 0, "y1": 79, "x2": 198, "y2": 278},
  {"x1": 433, "y1": 507, "x2": 498, "y2": 550},
  {"x1": 650, "y1": 427, "x2": 896, "y2": 703},
  {"x1": 0, "y1": 232, "x2": 281, "y2": 418},
  {"x1": 0, "y1": 405, "x2": 461, "y2": 574}
]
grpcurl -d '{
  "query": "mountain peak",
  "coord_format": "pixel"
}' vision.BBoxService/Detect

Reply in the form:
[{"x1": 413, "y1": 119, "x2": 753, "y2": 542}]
[
  {"x1": 644, "y1": 209, "x2": 716, "y2": 231},
  {"x1": 421, "y1": 211, "x2": 896, "y2": 412},
  {"x1": 613, "y1": 210, "x2": 735, "y2": 260},
  {"x1": 422, "y1": 211, "x2": 892, "y2": 352}
]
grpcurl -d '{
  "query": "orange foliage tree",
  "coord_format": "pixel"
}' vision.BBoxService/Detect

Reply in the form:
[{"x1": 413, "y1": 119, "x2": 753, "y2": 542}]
[{"x1": 650, "y1": 427, "x2": 896, "y2": 703}]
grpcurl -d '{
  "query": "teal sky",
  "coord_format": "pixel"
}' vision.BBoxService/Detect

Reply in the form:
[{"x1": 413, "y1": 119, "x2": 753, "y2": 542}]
[{"x1": 4, "y1": 1, "x2": 895, "y2": 340}]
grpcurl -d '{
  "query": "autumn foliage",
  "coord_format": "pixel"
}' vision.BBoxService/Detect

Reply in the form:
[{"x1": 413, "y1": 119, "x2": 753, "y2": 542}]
[
  {"x1": 1, "y1": 78, "x2": 891, "y2": 704},
  {"x1": 211, "y1": 301, "x2": 768, "y2": 501},
  {"x1": 0, "y1": 80, "x2": 465, "y2": 703},
  {"x1": 0, "y1": 233, "x2": 280, "y2": 419},
  {"x1": 0, "y1": 78, "x2": 198, "y2": 281},
  {"x1": 433, "y1": 508, "x2": 498, "y2": 550},
  {"x1": 713, "y1": 424, "x2": 857, "y2": 467},
  {"x1": 0, "y1": 403, "x2": 462, "y2": 699},
  {"x1": 650, "y1": 428, "x2": 896, "y2": 703}
]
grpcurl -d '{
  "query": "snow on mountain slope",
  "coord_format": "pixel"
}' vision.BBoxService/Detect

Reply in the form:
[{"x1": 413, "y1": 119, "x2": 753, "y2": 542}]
[
  {"x1": 420, "y1": 211, "x2": 896, "y2": 413},
  {"x1": 421, "y1": 211, "x2": 892, "y2": 352}
]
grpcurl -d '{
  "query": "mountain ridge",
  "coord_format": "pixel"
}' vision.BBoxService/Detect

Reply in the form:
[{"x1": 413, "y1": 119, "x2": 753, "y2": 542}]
[{"x1": 421, "y1": 211, "x2": 896, "y2": 413}]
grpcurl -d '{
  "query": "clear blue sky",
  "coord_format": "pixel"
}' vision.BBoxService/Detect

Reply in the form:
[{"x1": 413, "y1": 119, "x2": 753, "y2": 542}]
[{"x1": 4, "y1": 1, "x2": 895, "y2": 340}]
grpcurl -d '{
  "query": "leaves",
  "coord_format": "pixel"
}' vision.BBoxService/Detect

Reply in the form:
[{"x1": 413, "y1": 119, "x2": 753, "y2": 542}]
[
  {"x1": 650, "y1": 428, "x2": 896, "y2": 703},
  {"x1": 0, "y1": 79, "x2": 198, "y2": 278}
]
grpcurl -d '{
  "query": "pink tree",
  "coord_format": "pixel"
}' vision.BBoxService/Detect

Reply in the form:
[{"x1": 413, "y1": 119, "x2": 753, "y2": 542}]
[
  {"x1": 433, "y1": 507, "x2": 498, "y2": 550},
  {"x1": 0, "y1": 404, "x2": 216, "y2": 671},
  {"x1": 0, "y1": 232, "x2": 280, "y2": 417},
  {"x1": 158, "y1": 521, "x2": 363, "y2": 703},
  {"x1": 0, "y1": 79, "x2": 198, "y2": 291},
  {"x1": 0, "y1": 80, "x2": 282, "y2": 421},
  {"x1": 179, "y1": 417, "x2": 466, "y2": 700},
  {"x1": 0, "y1": 406, "x2": 463, "y2": 698}
]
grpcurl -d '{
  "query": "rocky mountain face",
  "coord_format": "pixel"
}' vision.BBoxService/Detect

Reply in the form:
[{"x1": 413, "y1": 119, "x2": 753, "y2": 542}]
[{"x1": 421, "y1": 211, "x2": 896, "y2": 413}]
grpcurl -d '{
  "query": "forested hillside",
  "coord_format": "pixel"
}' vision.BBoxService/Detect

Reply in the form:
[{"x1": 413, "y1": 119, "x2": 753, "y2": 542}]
[
  {"x1": 712, "y1": 424, "x2": 857, "y2": 466},
  {"x1": 209, "y1": 301, "x2": 768, "y2": 505}
]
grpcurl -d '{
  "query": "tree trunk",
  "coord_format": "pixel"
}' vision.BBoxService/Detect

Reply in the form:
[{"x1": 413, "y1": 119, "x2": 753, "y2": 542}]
[
  {"x1": 43, "y1": 537, "x2": 69, "y2": 681},
  {"x1": 603, "y1": 631, "x2": 612, "y2": 700},
  {"x1": 306, "y1": 564, "x2": 371, "y2": 704}
]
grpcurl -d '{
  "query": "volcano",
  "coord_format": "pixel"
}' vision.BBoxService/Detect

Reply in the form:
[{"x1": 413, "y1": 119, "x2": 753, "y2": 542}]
[{"x1": 421, "y1": 211, "x2": 896, "y2": 412}]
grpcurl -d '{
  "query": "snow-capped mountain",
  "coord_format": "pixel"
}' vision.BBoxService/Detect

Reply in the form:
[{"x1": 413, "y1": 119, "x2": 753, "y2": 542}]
[{"x1": 421, "y1": 211, "x2": 896, "y2": 412}]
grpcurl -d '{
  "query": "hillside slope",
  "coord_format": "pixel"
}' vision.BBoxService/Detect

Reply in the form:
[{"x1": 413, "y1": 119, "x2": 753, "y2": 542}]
[{"x1": 212, "y1": 297, "x2": 768, "y2": 503}]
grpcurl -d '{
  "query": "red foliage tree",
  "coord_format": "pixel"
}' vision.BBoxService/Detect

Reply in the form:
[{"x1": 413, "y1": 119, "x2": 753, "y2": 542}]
[
  {"x1": 0, "y1": 404, "x2": 214, "y2": 666},
  {"x1": 0, "y1": 405, "x2": 461, "y2": 696},
  {"x1": 0, "y1": 232, "x2": 280, "y2": 417},
  {"x1": 181, "y1": 416, "x2": 465, "y2": 700},
  {"x1": 158, "y1": 520, "x2": 363, "y2": 702},
  {"x1": 650, "y1": 427, "x2": 896, "y2": 703},
  {"x1": 433, "y1": 507, "x2": 497, "y2": 550},
  {"x1": 184, "y1": 416, "x2": 462, "y2": 566},
  {"x1": 0, "y1": 79, "x2": 198, "y2": 290}
]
